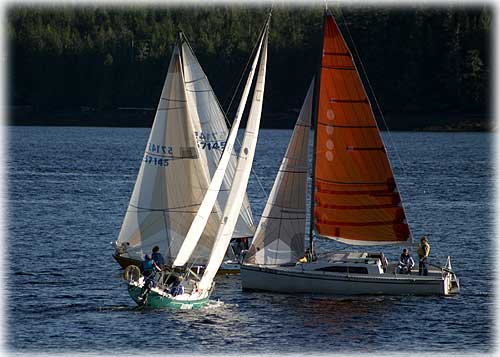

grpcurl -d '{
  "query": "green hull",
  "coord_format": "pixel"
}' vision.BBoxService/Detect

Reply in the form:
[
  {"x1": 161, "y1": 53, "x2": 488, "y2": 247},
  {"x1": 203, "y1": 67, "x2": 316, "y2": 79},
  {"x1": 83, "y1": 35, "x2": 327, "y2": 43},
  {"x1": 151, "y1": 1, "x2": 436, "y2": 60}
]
[{"x1": 128, "y1": 285, "x2": 209, "y2": 310}]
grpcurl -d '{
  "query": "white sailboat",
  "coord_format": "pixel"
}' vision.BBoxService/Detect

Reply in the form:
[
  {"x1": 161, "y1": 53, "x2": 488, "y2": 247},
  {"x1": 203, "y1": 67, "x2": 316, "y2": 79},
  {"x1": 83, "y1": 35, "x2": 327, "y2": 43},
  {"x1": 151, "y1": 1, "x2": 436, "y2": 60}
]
[
  {"x1": 241, "y1": 9, "x2": 460, "y2": 296},
  {"x1": 113, "y1": 32, "x2": 256, "y2": 274},
  {"x1": 125, "y1": 16, "x2": 270, "y2": 309}
]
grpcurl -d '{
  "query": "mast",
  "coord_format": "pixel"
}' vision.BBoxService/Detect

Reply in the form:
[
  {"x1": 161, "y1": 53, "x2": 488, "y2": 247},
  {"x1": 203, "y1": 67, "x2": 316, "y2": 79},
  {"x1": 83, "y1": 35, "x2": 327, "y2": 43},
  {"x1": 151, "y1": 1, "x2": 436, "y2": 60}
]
[{"x1": 308, "y1": 8, "x2": 328, "y2": 252}]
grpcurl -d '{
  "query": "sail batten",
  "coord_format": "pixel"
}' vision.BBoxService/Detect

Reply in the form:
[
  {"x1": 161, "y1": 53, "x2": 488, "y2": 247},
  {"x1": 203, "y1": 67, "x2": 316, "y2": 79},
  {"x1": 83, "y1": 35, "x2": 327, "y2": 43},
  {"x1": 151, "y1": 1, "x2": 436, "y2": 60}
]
[{"x1": 312, "y1": 12, "x2": 412, "y2": 245}]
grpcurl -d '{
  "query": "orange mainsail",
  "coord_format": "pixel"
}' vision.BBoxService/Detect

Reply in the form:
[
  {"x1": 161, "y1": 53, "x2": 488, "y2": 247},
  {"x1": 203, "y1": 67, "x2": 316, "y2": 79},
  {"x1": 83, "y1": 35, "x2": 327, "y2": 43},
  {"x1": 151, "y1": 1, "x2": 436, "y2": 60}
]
[{"x1": 312, "y1": 11, "x2": 411, "y2": 245}]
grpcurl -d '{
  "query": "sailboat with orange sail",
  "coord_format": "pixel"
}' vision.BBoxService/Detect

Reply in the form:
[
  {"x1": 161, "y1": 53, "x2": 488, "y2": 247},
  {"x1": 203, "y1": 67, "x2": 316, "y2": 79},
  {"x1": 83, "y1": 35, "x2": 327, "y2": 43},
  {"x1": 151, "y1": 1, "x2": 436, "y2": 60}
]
[{"x1": 241, "y1": 9, "x2": 460, "y2": 296}]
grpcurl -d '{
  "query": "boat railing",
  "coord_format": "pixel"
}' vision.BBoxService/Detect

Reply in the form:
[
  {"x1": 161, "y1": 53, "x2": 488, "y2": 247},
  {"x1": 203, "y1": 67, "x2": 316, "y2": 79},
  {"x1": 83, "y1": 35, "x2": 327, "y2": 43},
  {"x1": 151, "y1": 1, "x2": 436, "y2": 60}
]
[{"x1": 428, "y1": 262, "x2": 455, "y2": 278}]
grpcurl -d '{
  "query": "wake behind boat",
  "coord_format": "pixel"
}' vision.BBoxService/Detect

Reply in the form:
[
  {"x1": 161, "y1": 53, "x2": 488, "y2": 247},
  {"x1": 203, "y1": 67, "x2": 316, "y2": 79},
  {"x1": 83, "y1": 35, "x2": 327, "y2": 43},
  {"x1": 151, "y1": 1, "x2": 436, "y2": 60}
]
[{"x1": 241, "y1": 8, "x2": 460, "y2": 297}]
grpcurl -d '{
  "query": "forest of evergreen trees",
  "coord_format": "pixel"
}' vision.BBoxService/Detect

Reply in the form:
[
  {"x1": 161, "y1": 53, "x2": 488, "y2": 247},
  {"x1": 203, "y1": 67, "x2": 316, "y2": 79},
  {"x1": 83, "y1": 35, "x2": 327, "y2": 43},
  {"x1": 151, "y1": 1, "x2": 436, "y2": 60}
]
[{"x1": 7, "y1": 4, "x2": 492, "y2": 130}]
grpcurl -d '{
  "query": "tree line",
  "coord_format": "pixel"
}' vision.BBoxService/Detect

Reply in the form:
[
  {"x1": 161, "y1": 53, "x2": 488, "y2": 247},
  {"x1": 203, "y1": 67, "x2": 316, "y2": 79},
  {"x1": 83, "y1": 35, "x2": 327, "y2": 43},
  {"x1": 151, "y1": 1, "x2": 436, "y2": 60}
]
[{"x1": 7, "y1": 4, "x2": 491, "y2": 129}]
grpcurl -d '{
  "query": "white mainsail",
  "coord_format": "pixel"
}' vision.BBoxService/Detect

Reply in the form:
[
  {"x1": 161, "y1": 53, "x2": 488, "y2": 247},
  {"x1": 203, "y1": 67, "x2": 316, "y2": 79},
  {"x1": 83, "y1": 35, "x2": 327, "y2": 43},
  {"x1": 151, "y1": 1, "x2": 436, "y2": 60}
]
[
  {"x1": 181, "y1": 39, "x2": 255, "y2": 239},
  {"x1": 199, "y1": 26, "x2": 269, "y2": 291},
  {"x1": 173, "y1": 30, "x2": 267, "y2": 268},
  {"x1": 117, "y1": 44, "x2": 218, "y2": 264},
  {"x1": 244, "y1": 80, "x2": 314, "y2": 265}
]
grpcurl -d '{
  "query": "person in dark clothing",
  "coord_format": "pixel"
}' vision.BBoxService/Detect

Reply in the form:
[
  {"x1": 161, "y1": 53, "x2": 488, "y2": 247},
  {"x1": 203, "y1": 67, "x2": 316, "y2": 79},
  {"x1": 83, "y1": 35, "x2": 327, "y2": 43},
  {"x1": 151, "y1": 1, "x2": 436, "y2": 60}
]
[
  {"x1": 169, "y1": 277, "x2": 184, "y2": 297},
  {"x1": 138, "y1": 254, "x2": 161, "y2": 302},
  {"x1": 397, "y1": 248, "x2": 415, "y2": 274},
  {"x1": 151, "y1": 246, "x2": 165, "y2": 269}
]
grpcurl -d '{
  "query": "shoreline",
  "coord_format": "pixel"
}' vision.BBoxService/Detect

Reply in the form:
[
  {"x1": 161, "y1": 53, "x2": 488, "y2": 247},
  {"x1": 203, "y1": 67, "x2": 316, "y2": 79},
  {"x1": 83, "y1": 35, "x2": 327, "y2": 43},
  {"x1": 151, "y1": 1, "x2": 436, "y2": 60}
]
[{"x1": 7, "y1": 107, "x2": 492, "y2": 132}]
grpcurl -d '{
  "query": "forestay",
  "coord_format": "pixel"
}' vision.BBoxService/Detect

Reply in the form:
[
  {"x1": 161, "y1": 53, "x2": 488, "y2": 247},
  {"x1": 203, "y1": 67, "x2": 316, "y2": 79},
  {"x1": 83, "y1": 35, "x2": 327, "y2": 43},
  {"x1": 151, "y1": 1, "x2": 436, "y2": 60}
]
[
  {"x1": 199, "y1": 27, "x2": 269, "y2": 290},
  {"x1": 244, "y1": 80, "x2": 314, "y2": 265},
  {"x1": 181, "y1": 40, "x2": 255, "y2": 239},
  {"x1": 117, "y1": 45, "x2": 218, "y2": 264},
  {"x1": 173, "y1": 30, "x2": 267, "y2": 268},
  {"x1": 312, "y1": 12, "x2": 412, "y2": 245}
]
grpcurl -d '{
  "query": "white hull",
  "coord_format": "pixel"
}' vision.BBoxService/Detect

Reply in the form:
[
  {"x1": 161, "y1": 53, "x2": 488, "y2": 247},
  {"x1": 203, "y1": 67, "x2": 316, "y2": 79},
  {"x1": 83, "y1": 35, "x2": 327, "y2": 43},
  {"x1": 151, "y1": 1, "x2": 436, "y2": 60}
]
[{"x1": 241, "y1": 258, "x2": 460, "y2": 296}]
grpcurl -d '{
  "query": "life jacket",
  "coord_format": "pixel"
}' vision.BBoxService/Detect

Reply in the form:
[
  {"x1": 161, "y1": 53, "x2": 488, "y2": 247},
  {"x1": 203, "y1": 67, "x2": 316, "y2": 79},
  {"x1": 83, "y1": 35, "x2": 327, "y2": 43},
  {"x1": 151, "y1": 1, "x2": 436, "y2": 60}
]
[
  {"x1": 417, "y1": 242, "x2": 430, "y2": 258},
  {"x1": 142, "y1": 259, "x2": 154, "y2": 275}
]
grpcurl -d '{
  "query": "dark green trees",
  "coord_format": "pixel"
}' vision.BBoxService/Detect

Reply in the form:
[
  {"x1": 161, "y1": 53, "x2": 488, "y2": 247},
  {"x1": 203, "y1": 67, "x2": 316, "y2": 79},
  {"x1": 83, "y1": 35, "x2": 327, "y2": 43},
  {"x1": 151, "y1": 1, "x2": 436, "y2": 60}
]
[{"x1": 8, "y1": 5, "x2": 491, "y2": 129}]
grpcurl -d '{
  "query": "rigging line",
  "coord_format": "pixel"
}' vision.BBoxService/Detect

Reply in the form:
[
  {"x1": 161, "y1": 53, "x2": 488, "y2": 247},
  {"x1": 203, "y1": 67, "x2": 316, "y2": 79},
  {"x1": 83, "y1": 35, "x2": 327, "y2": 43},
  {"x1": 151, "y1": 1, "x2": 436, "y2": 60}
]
[
  {"x1": 223, "y1": 14, "x2": 271, "y2": 200},
  {"x1": 338, "y1": 9, "x2": 414, "y2": 242},
  {"x1": 184, "y1": 14, "x2": 270, "y2": 201},
  {"x1": 249, "y1": 16, "x2": 273, "y2": 200},
  {"x1": 226, "y1": 9, "x2": 272, "y2": 117},
  {"x1": 226, "y1": 15, "x2": 270, "y2": 199},
  {"x1": 338, "y1": 9, "x2": 408, "y2": 178}
]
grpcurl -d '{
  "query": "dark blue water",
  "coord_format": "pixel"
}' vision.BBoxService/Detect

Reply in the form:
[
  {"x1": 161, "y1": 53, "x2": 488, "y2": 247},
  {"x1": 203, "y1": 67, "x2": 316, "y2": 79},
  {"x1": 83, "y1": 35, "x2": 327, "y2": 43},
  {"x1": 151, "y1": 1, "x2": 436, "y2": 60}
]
[{"x1": 7, "y1": 126, "x2": 493, "y2": 353}]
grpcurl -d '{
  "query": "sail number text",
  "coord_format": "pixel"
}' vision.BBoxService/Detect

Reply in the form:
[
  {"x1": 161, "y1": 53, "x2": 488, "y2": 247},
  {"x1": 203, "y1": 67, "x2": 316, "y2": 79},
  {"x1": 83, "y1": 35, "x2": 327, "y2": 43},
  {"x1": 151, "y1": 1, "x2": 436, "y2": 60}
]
[
  {"x1": 143, "y1": 154, "x2": 169, "y2": 167},
  {"x1": 148, "y1": 143, "x2": 173, "y2": 155},
  {"x1": 195, "y1": 131, "x2": 226, "y2": 151},
  {"x1": 144, "y1": 143, "x2": 174, "y2": 167}
]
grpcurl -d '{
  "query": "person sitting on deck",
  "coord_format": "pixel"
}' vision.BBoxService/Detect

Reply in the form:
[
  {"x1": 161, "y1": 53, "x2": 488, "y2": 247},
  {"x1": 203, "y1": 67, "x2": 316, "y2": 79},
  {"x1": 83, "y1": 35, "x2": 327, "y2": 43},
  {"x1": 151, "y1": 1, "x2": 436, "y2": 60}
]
[
  {"x1": 397, "y1": 249, "x2": 415, "y2": 274},
  {"x1": 170, "y1": 278, "x2": 184, "y2": 297},
  {"x1": 114, "y1": 242, "x2": 129, "y2": 256},
  {"x1": 138, "y1": 254, "x2": 161, "y2": 301},
  {"x1": 151, "y1": 246, "x2": 165, "y2": 269}
]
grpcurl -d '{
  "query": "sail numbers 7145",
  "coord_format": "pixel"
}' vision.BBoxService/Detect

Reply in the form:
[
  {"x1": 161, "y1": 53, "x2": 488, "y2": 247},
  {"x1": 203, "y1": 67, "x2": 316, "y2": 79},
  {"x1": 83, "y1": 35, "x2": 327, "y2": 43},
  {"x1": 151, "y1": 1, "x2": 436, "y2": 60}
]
[{"x1": 195, "y1": 131, "x2": 226, "y2": 151}]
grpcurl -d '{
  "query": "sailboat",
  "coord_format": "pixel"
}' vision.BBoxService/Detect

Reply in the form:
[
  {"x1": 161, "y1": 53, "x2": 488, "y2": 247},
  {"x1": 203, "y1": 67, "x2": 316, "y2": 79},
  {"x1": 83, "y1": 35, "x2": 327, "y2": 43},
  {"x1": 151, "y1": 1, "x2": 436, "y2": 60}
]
[
  {"x1": 241, "y1": 9, "x2": 460, "y2": 296},
  {"x1": 124, "y1": 16, "x2": 270, "y2": 309},
  {"x1": 113, "y1": 31, "x2": 256, "y2": 275}
]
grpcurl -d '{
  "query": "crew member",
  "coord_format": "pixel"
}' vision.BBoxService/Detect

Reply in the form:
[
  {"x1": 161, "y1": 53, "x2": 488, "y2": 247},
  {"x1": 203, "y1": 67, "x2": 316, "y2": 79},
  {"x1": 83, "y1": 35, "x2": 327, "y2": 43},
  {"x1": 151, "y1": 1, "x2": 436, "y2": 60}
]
[
  {"x1": 398, "y1": 248, "x2": 415, "y2": 274},
  {"x1": 138, "y1": 254, "x2": 161, "y2": 301},
  {"x1": 417, "y1": 236, "x2": 430, "y2": 276},
  {"x1": 151, "y1": 246, "x2": 165, "y2": 269},
  {"x1": 298, "y1": 248, "x2": 314, "y2": 263}
]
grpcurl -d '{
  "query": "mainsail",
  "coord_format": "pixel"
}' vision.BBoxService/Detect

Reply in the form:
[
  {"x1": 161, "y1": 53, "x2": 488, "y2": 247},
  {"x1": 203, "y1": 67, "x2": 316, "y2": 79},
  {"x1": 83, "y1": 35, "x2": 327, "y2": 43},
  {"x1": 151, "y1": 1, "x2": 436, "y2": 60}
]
[
  {"x1": 173, "y1": 29, "x2": 267, "y2": 268},
  {"x1": 199, "y1": 25, "x2": 269, "y2": 290},
  {"x1": 245, "y1": 80, "x2": 314, "y2": 265},
  {"x1": 181, "y1": 39, "x2": 255, "y2": 239},
  {"x1": 312, "y1": 11, "x2": 412, "y2": 245}
]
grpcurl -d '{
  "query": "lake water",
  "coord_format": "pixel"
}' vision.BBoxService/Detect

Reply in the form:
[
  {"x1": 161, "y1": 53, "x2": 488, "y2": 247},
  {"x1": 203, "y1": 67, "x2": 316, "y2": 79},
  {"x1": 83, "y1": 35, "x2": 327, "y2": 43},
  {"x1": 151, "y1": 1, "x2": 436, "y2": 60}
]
[{"x1": 6, "y1": 126, "x2": 494, "y2": 354}]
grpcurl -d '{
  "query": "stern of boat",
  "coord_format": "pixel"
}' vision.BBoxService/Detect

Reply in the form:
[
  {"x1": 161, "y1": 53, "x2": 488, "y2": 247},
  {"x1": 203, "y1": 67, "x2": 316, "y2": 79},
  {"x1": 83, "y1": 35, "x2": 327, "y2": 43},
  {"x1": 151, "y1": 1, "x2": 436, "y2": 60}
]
[{"x1": 443, "y1": 256, "x2": 460, "y2": 295}]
